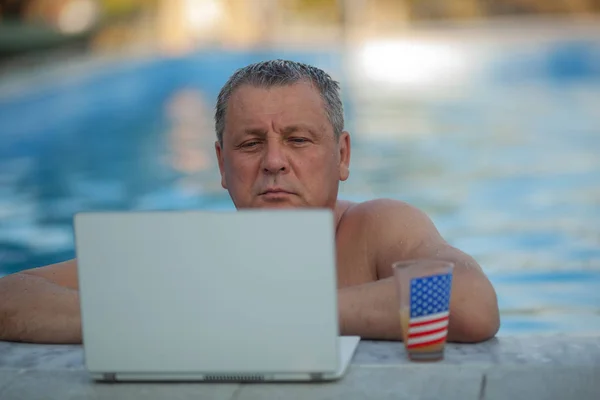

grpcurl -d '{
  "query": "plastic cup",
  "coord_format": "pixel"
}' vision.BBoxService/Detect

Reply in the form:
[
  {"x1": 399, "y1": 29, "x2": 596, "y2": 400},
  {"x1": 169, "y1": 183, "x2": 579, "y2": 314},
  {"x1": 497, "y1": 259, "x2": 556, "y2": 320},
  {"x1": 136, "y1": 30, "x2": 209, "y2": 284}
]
[{"x1": 392, "y1": 259, "x2": 454, "y2": 361}]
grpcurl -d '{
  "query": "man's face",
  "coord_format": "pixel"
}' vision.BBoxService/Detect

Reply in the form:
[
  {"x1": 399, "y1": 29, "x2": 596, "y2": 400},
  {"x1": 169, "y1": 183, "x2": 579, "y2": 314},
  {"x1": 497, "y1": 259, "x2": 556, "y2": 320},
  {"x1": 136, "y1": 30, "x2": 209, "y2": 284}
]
[{"x1": 215, "y1": 81, "x2": 350, "y2": 209}]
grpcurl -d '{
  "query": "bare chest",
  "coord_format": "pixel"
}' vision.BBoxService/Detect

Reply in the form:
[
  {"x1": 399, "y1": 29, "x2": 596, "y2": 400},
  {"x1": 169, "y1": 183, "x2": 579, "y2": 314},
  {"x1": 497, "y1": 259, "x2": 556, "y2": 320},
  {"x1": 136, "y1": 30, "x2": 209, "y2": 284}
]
[{"x1": 334, "y1": 223, "x2": 377, "y2": 288}]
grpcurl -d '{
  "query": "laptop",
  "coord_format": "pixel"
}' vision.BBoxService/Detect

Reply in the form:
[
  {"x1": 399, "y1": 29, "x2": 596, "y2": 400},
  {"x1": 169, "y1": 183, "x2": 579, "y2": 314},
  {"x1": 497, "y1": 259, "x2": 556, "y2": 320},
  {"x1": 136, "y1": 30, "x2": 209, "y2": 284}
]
[{"x1": 73, "y1": 208, "x2": 360, "y2": 382}]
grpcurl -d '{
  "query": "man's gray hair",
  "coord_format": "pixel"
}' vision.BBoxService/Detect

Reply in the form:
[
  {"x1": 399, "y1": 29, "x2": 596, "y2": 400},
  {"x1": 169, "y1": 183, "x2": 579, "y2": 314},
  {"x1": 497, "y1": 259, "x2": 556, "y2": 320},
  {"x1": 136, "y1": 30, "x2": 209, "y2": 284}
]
[{"x1": 214, "y1": 59, "x2": 344, "y2": 145}]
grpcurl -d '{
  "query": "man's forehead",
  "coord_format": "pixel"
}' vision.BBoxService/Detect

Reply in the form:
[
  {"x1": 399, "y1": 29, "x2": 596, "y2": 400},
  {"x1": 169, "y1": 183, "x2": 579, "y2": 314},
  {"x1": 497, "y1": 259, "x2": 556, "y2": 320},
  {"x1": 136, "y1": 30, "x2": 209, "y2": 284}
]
[
  {"x1": 224, "y1": 82, "x2": 329, "y2": 128},
  {"x1": 227, "y1": 81, "x2": 323, "y2": 109}
]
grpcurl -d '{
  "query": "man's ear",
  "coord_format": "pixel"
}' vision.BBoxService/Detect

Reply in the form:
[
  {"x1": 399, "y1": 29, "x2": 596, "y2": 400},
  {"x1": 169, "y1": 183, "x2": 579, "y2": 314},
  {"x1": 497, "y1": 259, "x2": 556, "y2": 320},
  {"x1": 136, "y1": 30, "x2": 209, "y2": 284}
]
[
  {"x1": 215, "y1": 140, "x2": 227, "y2": 189},
  {"x1": 338, "y1": 131, "x2": 351, "y2": 181}
]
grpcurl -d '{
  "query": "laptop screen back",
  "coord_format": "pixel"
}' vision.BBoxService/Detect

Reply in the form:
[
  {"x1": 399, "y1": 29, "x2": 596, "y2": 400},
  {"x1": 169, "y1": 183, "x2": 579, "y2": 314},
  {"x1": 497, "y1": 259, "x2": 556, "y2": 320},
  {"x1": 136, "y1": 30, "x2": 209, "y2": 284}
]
[{"x1": 74, "y1": 209, "x2": 339, "y2": 375}]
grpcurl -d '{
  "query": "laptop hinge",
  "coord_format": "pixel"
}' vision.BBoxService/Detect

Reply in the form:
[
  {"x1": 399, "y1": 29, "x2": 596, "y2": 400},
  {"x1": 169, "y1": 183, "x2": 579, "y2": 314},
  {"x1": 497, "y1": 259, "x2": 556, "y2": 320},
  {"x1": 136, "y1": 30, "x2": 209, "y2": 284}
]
[
  {"x1": 103, "y1": 373, "x2": 117, "y2": 382},
  {"x1": 310, "y1": 373, "x2": 324, "y2": 381}
]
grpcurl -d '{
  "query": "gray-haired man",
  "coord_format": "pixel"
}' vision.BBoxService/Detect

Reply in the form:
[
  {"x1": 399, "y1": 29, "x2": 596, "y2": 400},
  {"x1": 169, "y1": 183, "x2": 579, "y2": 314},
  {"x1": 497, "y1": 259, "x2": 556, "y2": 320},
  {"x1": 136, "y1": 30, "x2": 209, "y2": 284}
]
[{"x1": 0, "y1": 60, "x2": 500, "y2": 344}]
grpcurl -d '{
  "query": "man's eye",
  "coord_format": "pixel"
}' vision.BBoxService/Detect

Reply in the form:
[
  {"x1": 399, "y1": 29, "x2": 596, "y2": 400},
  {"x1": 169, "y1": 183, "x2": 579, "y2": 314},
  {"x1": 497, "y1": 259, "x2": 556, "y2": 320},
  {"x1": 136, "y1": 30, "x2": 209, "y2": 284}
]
[
  {"x1": 290, "y1": 137, "x2": 308, "y2": 143},
  {"x1": 241, "y1": 141, "x2": 259, "y2": 148}
]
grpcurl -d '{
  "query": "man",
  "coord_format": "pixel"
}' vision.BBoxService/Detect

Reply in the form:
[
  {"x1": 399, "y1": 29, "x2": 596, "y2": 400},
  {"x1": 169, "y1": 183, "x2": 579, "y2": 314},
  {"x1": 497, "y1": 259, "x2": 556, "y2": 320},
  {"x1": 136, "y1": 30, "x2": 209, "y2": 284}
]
[{"x1": 0, "y1": 59, "x2": 500, "y2": 344}]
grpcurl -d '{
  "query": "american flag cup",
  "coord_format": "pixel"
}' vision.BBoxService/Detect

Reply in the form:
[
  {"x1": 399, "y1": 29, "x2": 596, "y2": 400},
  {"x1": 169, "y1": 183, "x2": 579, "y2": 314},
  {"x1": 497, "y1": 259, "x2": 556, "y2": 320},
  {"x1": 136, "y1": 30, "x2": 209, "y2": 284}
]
[{"x1": 392, "y1": 259, "x2": 454, "y2": 361}]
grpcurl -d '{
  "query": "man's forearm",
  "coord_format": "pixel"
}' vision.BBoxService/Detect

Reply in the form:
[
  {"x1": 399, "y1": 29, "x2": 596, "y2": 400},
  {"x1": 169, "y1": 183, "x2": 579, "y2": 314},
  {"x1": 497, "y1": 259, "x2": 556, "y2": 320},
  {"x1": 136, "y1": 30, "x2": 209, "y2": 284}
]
[
  {"x1": 443, "y1": 264, "x2": 500, "y2": 343},
  {"x1": 338, "y1": 271, "x2": 500, "y2": 342},
  {"x1": 338, "y1": 278, "x2": 402, "y2": 340},
  {"x1": 0, "y1": 274, "x2": 82, "y2": 343}
]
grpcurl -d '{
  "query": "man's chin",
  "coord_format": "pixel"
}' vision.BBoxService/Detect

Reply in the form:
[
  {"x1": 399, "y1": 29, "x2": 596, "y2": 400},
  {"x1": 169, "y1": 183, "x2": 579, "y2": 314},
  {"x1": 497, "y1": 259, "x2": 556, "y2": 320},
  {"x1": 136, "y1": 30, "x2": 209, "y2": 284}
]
[
  {"x1": 250, "y1": 195, "x2": 307, "y2": 209},
  {"x1": 232, "y1": 193, "x2": 313, "y2": 209},
  {"x1": 255, "y1": 201, "x2": 301, "y2": 209}
]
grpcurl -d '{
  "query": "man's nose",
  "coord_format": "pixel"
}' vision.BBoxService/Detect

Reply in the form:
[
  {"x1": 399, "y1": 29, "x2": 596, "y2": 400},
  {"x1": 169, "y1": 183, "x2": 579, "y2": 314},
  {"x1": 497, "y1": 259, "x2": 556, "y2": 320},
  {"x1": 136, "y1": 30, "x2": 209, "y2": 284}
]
[{"x1": 261, "y1": 140, "x2": 288, "y2": 174}]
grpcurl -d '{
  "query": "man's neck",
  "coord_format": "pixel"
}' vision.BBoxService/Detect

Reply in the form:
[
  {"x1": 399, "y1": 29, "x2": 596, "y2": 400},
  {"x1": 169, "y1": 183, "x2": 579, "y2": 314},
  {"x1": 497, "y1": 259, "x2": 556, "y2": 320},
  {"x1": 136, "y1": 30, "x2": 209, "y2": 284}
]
[{"x1": 333, "y1": 200, "x2": 355, "y2": 233}]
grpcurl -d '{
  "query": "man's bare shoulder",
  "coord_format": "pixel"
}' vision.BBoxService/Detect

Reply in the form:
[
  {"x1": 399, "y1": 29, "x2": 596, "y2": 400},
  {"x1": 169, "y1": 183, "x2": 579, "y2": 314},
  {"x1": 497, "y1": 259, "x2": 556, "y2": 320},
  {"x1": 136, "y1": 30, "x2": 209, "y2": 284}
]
[
  {"x1": 339, "y1": 198, "x2": 435, "y2": 233},
  {"x1": 338, "y1": 198, "x2": 448, "y2": 268}
]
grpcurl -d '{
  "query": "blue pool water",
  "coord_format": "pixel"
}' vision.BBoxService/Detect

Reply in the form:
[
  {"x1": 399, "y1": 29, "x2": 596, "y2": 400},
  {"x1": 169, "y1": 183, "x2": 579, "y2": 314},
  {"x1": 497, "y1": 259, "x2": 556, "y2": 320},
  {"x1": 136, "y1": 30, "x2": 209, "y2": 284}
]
[{"x1": 1, "y1": 36, "x2": 599, "y2": 336}]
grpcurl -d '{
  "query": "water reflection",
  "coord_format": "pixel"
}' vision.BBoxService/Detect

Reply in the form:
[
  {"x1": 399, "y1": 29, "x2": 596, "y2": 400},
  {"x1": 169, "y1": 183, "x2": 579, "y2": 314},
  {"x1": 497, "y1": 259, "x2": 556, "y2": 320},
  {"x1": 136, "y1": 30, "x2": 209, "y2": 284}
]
[{"x1": 162, "y1": 87, "x2": 216, "y2": 196}]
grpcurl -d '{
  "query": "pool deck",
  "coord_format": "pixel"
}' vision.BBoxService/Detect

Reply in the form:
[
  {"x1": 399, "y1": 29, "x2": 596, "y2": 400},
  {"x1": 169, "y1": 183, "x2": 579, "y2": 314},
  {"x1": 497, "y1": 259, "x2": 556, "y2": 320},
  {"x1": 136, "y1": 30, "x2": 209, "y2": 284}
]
[{"x1": 0, "y1": 334, "x2": 599, "y2": 399}]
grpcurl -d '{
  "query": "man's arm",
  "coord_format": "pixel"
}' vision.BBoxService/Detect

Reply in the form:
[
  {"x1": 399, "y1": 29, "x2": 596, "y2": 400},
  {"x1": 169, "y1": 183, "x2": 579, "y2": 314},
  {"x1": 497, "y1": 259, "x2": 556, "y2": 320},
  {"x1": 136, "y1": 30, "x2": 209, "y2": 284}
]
[
  {"x1": 0, "y1": 259, "x2": 82, "y2": 343},
  {"x1": 338, "y1": 199, "x2": 500, "y2": 343},
  {"x1": 338, "y1": 277, "x2": 402, "y2": 340}
]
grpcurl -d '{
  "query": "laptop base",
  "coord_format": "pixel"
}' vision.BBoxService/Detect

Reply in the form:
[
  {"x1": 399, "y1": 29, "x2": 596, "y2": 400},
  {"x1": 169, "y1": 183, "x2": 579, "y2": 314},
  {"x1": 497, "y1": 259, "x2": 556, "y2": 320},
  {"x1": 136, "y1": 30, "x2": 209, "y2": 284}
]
[{"x1": 90, "y1": 336, "x2": 360, "y2": 383}]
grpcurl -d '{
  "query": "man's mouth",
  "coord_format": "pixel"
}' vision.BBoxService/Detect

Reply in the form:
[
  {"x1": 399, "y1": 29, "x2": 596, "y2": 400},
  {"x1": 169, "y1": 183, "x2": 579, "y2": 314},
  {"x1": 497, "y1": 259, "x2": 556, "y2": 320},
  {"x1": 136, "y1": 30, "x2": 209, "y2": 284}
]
[{"x1": 260, "y1": 188, "x2": 295, "y2": 196}]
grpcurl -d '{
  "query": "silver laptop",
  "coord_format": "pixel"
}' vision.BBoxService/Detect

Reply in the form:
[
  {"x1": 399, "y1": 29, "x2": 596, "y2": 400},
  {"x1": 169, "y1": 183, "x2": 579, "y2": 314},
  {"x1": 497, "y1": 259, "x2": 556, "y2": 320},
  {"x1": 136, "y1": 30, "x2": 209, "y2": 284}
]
[{"x1": 73, "y1": 208, "x2": 360, "y2": 382}]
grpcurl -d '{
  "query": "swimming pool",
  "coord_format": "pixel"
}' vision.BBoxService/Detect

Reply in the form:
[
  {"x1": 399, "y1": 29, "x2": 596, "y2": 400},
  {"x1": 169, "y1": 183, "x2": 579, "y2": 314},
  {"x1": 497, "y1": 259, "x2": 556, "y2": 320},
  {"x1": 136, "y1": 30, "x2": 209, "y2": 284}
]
[{"x1": 1, "y1": 31, "x2": 599, "y2": 336}]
